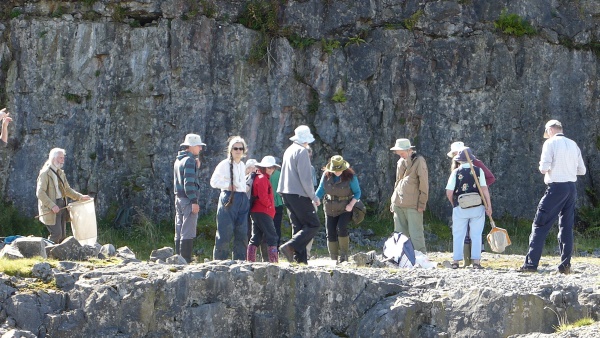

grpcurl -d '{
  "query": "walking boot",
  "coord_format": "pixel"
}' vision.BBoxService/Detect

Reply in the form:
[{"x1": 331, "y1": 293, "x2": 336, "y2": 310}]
[
  {"x1": 175, "y1": 240, "x2": 180, "y2": 255},
  {"x1": 463, "y1": 243, "x2": 472, "y2": 267},
  {"x1": 267, "y1": 246, "x2": 279, "y2": 263},
  {"x1": 327, "y1": 241, "x2": 339, "y2": 261},
  {"x1": 279, "y1": 242, "x2": 294, "y2": 262},
  {"x1": 338, "y1": 236, "x2": 350, "y2": 263},
  {"x1": 260, "y1": 242, "x2": 269, "y2": 262},
  {"x1": 180, "y1": 239, "x2": 194, "y2": 264},
  {"x1": 247, "y1": 245, "x2": 258, "y2": 262}
]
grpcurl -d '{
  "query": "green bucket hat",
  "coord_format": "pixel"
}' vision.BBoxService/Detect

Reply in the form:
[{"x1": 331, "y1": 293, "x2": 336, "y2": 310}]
[{"x1": 325, "y1": 155, "x2": 350, "y2": 172}]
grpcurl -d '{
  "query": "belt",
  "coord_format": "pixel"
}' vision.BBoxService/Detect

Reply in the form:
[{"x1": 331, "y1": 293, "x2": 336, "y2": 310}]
[{"x1": 325, "y1": 194, "x2": 351, "y2": 201}]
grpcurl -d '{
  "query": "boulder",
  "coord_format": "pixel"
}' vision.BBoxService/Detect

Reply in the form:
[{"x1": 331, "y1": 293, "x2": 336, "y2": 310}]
[
  {"x1": 165, "y1": 255, "x2": 187, "y2": 265},
  {"x1": 48, "y1": 237, "x2": 82, "y2": 261},
  {"x1": 150, "y1": 247, "x2": 174, "y2": 262},
  {"x1": 99, "y1": 244, "x2": 116, "y2": 257},
  {"x1": 116, "y1": 247, "x2": 136, "y2": 260},
  {"x1": 31, "y1": 262, "x2": 53, "y2": 282},
  {"x1": 0, "y1": 246, "x2": 24, "y2": 260},
  {"x1": 11, "y1": 238, "x2": 47, "y2": 259}
]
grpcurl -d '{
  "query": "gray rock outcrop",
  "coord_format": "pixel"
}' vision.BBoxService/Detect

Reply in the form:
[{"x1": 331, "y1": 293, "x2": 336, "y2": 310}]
[
  {"x1": 0, "y1": 0, "x2": 598, "y2": 224},
  {"x1": 0, "y1": 259, "x2": 599, "y2": 337}
]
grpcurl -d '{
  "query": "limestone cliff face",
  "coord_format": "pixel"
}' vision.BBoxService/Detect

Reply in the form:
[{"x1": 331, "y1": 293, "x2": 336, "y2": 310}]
[{"x1": 0, "y1": 0, "x2": 598, "y2": 222}]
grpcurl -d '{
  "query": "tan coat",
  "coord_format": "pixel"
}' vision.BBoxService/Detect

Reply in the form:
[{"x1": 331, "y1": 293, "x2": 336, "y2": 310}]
[
  {"x1": 391, "y1": 154, "x2": 429, "y2": 210},
  {"x1": 36, "y1": 163, "x2": 83, "y2": 225}
]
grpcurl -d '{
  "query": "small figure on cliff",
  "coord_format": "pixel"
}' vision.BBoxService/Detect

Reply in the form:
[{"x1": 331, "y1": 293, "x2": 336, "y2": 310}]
[
  {"x1": 277, "y1": 125, "x2": 322, "y2": 264},
  {"x1": 36, "y1": 148, "x2": 91, "y2": 244},
  {"x1": 0, "y1": 108, "x2": 13, "y2": 144},
  {"x1": 210, "y1": 136, "x2": 250, "y2": 260},
  {"x1": 447, "y1": 141, "x2": 495, "y2": 266},
  {"x1": 445, "y1": 147, "x2": 492, "y2": 269},
  {"x1": 389, "y1": 138, "x2": 429, "y2": 254},
  {"x1": 173, "y1": 134, "x2": 205, "y2": 263},
  {"x1": 247, "y1": 156, "x2": 280, "y2": 263},
  {"x1": 519, "y1": 120, "x2": 586, "y2": 274},
  {"x1": 315, "y1": 155, "x2": 362, "y2": 263}
]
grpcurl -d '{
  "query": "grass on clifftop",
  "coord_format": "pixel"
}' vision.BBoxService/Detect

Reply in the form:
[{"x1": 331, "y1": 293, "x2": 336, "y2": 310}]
[{"x1": 1, "y1": 196, "x2": 600, "y2": 264}]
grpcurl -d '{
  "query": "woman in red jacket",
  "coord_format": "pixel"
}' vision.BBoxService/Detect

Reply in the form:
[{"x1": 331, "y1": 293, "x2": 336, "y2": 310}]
[{"x1": 247, "y1": 156, "x2": 280, "y2": 263}]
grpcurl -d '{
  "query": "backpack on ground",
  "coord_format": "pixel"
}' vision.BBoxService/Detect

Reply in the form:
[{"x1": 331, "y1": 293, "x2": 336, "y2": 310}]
[{"x1": 383, "y1": 232, "x2": 416, "y2": 268}]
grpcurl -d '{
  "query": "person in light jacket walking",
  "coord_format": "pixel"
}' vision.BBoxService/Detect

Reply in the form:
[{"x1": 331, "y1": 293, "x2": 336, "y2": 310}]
[{"x1": 278, "y1": 125, "x2": 321, "y2": 264}]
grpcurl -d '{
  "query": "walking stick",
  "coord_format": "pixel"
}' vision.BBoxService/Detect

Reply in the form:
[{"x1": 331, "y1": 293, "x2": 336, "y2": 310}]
[{"x1": 34, "y1": 206, "x2": 68, "y2": 219}]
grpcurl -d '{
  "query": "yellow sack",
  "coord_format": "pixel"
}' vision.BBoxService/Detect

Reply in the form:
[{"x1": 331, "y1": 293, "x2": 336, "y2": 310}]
[{"x1": 487, "y1": 223, "x2": 511, "y2": 253}]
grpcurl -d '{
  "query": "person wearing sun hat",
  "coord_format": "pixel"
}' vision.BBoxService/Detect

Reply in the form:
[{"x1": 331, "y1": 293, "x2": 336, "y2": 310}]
[
  {"x1": 389, "y1": 138, "x2": 429, "y2": 253},
  {"x1": 173, "y1": 133, "x2": 206, "y2": 263},
  {"x1": 447, "y1": 141, "x2": 496, "y2": 265},
  {"x1": 315, "y1": 155, "x2": 362, "y2": 262},
  {"x1": 277, "y1": 125, "x2": 322, "y2": 264},
  {"x1": 246, "y1": 156, "x2": 281, "y2": 263},
  {"x1": 519, "y1": 119, "x2": 586, "y2": 274},
  {"x1": 445, "y1": 147, "x2": 492, "y2": 269}
]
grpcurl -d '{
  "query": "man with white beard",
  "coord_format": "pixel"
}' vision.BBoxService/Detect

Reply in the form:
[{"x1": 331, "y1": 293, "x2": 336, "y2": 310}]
[{"x1": 36, "y1": 148, "x2": 91, "y2": 244}]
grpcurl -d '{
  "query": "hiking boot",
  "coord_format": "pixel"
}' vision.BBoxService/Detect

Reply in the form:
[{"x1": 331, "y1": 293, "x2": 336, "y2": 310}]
[
  {"x1": 246, "y1": 245, "x2": 257, "y2": 262},
  {"x1": 463, "y1": 243, "x2": 472, "y2": 267},
  {"x1": 267, "y1": 246, "x2": 279, "y2": 263},
  {"x1": 180, "y1": 239, "x2": 194, "y2": 264},
  {"x1": 327, "y1": 241, "x2": 339, "y2": 261},
  {"x1": 558, "y1": 265, "x2": 571, "y2": 275},
  {"x1": 517, "y1": 265, "x2": 537, "y2": 273},
  {"x1": 338, "y1": 236, "x2": 350, "y2": 263},
  {"x1": 279, "y1": 242, "x2": 294, "y2": 262}
]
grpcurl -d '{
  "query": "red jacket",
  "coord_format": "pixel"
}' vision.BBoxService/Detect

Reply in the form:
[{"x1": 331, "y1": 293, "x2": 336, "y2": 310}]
[
  {"x1": 473, "y1": 159, "x2": 495, "y2": 186},
  {"x1": 250, "y1": 173, "x2": 275, "y2": 218}
]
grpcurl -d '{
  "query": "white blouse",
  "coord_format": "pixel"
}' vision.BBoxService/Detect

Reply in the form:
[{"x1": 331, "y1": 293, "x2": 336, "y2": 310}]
[{"x1": 210, "y1": 159, "x2": 247, "y2": 192}]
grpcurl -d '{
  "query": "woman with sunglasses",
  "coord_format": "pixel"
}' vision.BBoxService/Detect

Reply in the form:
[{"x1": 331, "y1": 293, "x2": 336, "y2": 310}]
[
  {"x1": 210, "y1": 136, "x2": 250, "y2": 260},
  {"x1": 315, "y1": 155, "x2": 361, "y2": 263}
]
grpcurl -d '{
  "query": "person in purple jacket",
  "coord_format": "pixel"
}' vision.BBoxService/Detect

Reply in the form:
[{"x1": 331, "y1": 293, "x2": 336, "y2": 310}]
[{"x1": 447, "y1": 141, "x2": 495, "y2": 266}]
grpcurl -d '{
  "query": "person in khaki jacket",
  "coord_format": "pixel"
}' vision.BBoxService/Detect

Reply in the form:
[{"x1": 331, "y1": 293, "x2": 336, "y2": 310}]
[
  {"x1": 390, "y1": 138, "x2": 429, "y2": 253},
  {"x1": 37, "y1": 148, "x2": 90, "y2": 244}
]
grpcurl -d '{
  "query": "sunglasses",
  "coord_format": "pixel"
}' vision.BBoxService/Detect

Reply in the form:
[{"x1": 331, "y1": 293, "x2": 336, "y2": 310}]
[{"x1": 232, "y1": 147, "x2": 245, "y2": 151}]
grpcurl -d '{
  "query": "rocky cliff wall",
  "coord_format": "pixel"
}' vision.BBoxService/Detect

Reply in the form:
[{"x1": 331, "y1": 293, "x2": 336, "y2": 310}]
[{"x1": 0, "y1": 0, "x2": 598, "y2": 222}]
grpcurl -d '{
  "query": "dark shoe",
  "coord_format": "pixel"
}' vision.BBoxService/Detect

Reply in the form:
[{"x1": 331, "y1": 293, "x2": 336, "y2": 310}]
[
  {"x1": 279, "y1": 243, "x2": 294, "y2": 262},
  {"x1": 472, "y1": 263, "x2": 484, "y2": 270},
  {"x1": 451, "y1": 263, "x2": 459, "y2": 269},
  {"x1": 558, "y1": 265, "x2": 571, "y2": 275},
  {"x1": 180, "y1": 239, "x2": 194, "y2": 264},
  {"x1": 517, "y1": 266, "x2": 537, "y2": 273}
]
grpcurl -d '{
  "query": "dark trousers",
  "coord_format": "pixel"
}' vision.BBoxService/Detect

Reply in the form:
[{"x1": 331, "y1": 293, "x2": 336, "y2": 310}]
[
  {"x1": 325, "y1": 211, "x2": 352, "y2": 241},
  {"x1": 273, "y1": 205, "x2": 283, "y2": 246},
  {"x1": 281, "y1": 193, "x2": 321, "y2": 264},
  {"x1": 249, "y1": 212, "x2": 278, "y2": 247},
  {"x1": 524, "y1": 182, "x2": 576, "y2": 269},
  {"x1": 47, "y1": 198, "x2": 67, "y2": 244}
]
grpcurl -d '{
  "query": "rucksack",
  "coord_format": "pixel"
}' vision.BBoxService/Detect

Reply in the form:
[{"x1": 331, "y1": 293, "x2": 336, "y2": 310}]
[
  {"x1": 383, "y1": 232, "x2": 416, "y2": 268},
  {"x1": 246, "y1": 172, "x2": 257, "y2": 206}
]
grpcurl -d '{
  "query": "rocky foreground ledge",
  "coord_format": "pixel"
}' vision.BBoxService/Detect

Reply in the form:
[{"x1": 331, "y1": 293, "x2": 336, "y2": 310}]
[{"x1": 1, "y1": 252, "x2": 600, "y2": 338}]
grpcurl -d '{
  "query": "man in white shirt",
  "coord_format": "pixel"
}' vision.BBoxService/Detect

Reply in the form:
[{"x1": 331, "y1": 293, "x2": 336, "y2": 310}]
[{"x1": 519, "y1": 120, "x2": 586, "y2": 274}]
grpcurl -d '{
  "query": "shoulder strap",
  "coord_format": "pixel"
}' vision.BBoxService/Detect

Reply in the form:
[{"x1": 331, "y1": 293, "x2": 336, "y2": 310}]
[{"x1": 48, "y1": 167, "x2": 65, "y2": 188}]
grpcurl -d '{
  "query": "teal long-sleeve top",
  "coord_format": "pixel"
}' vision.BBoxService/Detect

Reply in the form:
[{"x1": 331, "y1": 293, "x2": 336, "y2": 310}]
[{"x1": 315, "y1": 173, "x2": 361, "y2": 200}]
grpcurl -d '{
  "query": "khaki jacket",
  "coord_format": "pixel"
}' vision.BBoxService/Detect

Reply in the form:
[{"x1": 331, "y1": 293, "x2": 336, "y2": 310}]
[
  {"x1": 36, "y1": 164, "x2": 83, "y2": 225},
  {"x1": 391, "y1": 154, "x2": 429, "y2": 210}
]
